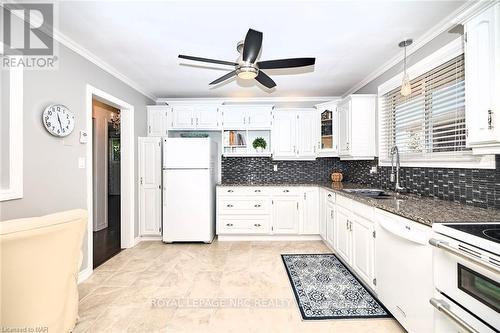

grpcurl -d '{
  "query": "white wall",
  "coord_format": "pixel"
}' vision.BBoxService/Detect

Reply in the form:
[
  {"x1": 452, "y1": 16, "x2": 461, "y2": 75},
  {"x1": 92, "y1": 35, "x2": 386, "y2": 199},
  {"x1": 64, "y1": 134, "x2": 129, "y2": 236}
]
[{"x1": 0, "y1": 42, "x2": 153, "y2": 273}]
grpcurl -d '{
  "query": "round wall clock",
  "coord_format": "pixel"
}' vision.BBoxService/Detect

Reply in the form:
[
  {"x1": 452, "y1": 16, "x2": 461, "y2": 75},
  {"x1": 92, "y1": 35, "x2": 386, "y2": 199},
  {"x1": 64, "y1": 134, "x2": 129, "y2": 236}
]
[{"x1": 42, "y1": 104, "x2": 75, "y2": 137}]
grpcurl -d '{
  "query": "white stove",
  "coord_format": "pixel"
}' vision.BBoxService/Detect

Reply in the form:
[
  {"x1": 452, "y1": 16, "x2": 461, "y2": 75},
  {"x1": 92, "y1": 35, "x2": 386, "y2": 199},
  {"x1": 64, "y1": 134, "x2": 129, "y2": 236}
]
[{"x1": 430, "y1": 222, "x2": 500, "y2": 333}]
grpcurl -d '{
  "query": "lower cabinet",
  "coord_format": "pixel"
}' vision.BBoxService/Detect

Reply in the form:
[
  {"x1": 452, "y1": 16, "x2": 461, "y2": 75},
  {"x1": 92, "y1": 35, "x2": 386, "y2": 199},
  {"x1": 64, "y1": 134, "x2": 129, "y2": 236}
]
[
  {"x1": 273, "y1": 196, "x2": 301, "y2": 234},
  {"x1": 334, "y1": 205, "x2": 351, "y2": 263},
  {"x1": 326, "y1": 200, "x2": 335, "y2": 247},
  {"x1": 302, "y1": 188, "x2": 319, "y2": 234}
]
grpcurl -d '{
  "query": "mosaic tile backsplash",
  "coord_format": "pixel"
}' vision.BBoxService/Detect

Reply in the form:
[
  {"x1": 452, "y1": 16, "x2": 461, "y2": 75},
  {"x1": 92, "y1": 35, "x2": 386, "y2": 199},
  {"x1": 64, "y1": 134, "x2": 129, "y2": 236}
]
[{"x1": 221, "y1": 156, "x2": 500, "y2": 210}]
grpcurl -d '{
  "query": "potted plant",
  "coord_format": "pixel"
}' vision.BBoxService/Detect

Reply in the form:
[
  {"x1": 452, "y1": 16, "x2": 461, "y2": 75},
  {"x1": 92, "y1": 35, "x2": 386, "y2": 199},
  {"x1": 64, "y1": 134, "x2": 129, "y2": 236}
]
[{"x1": 252, "y1": 137, "x2": 267, "y2": 153}]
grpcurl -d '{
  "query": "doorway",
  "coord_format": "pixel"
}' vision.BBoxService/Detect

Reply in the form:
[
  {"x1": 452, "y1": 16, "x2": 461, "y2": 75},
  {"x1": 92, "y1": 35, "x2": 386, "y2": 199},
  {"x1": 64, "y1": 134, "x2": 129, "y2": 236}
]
[{"x1": 92, "y1": 99, "x2": 121, "y2": 268}]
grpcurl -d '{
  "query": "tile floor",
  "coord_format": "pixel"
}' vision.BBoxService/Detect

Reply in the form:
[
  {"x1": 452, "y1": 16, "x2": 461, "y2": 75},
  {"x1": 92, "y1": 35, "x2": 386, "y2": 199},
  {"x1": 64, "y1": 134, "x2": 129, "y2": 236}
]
[{"x1": 75, "y1": 240, "x2": 404, "y2": 333}]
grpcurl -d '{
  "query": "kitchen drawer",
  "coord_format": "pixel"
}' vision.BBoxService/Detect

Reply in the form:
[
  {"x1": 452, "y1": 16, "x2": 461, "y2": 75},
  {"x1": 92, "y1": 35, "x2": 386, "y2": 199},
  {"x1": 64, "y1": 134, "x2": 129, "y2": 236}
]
[
  {"x1": 336, "y1": 194, "x2": 352, "y2": 209},
  {"x1": 217, "y1": 187, "x2": 271, "y2": 196},
  {"x1": 218, "y1": 216, "x2": 270, "y2": 234},
  {"x1": 218, "y1": 197, "x2": 270, "y2": 215},
  {"x1": 272, "y1": 187, "x2": 302, "y2": 196}
]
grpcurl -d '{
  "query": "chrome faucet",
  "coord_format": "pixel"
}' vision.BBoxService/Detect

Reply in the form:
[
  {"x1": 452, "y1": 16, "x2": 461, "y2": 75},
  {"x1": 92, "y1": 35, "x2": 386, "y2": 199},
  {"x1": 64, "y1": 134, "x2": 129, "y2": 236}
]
[{"x1": 390, "y1": 146, "x2": 404, "y2": 193}]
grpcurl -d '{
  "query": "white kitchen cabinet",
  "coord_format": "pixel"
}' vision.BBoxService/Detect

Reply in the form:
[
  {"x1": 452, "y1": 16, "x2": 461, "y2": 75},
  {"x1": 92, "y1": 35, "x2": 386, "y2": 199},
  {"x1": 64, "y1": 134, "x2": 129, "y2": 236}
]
[
  {"x1": 272, "y1": 108, "x2": 318, "y2": 160},
  {"x1": 337, "y1": 95, "x2": 376, "y2": 160},
  {"x1": 465, "y1": 3, "x2": 500, "y2": 153},
  {"x1": 301, "y1": 187, "x2": 319, "y2": 234},
  {"x1": 273, "y1": 196, "x2": 301, "y2": 234},
  {"x1": 138, "y1": 137, "x2": 162, "y2": 236},
  {"x1": 220, "y1": 105, "x2": 273, "y2": 129},
  {"x1": 170, "y1": 104, "x2": 220, "y2": 130},
  {"x1": 351, "y1": 214, "x2": 375, "y2": 288},
  {"x1": 272, "y1": 111, "x2": 297, "y2": 158},
  {"x1": 319, "y1": 189, "x2": 328, "y2": 240},
  {"x1": 326, "y1": 200, "x2": 335, "y2": 247},
  {"x1": 316, "y1": 101, "x2": 339, "y2": 157},
  {"x1": 147, "y1": 106, "x2": 169, "y2": 137},
  {"x1": 334, "y1": 205, "x2": 351, "y2": 263}
]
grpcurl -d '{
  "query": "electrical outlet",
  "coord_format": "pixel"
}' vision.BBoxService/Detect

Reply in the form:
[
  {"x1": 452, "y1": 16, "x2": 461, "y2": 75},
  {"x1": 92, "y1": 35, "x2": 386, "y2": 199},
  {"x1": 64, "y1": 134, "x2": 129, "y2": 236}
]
[
  {"x1": 273, "y1": 165, "x2": 278, "y2": 172},
  {"x1": 370, "y1": 166, "x2": 378, "y2": 174}
]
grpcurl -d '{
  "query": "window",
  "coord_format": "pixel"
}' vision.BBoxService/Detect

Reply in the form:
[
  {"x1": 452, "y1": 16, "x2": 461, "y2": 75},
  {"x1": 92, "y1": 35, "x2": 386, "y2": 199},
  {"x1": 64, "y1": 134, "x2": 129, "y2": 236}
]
[{"x1": 378, "y1": 39, "x2": 494, "y2": 168}]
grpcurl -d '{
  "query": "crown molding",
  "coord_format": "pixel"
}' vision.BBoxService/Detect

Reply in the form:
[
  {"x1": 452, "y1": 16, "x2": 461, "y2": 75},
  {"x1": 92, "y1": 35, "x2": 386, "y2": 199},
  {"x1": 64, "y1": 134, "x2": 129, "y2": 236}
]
[
  {"x1": 341, "y1": 0, "x2": 496, "y2": 97},
  {"x1": 156, "y1": 96, "x2": 340, "y2": 105}
]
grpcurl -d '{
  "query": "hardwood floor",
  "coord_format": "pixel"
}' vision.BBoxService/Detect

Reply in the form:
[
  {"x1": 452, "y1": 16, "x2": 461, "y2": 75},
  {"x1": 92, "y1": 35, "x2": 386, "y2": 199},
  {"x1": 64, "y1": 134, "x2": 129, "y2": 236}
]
[
  {"x1": 93, "y1": 195, "x2": 121, "y2": 269},
  {"x1": 76, "y1": 240, "x2": 405, "y2": 333}
]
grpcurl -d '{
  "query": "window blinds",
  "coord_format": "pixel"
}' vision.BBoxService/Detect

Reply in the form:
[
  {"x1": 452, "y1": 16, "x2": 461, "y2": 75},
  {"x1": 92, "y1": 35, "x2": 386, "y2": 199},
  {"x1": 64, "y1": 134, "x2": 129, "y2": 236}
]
[{"x1": 379, "y1": 54, "x2": 468, "y2": 163}]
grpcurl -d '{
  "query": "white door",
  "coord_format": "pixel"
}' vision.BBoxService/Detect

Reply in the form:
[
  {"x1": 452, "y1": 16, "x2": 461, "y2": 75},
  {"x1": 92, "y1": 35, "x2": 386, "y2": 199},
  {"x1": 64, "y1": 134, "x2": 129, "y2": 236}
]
[
  {"x1": 338, "y1": 102, "x2": 351, "y2": 155},
  {"x1": 171, "y1": 106, "x2": 195, "y2": 129},
  {"x1": 272, "y1": 111, "x2": 297, "y2": 158},
  {"x1": 351, "y1": 214, "x2": 375, "y2": 288},
  {"x1": 465, "y1": 3, "x2": 500, "y2": 146},
  {"x1": 147, "y1": 107, "x2": 168, "y2": 137},
  {"x1": 138, "y1": 137, "x2": 162, "y2": 236},
  {"x1": 195, "y1": 105, "x2": 220, "y2": 129},
  {"x1": 301, "y1": 188, "x2": 319, "y2": 234},
  {"x1": 335, "y1": 205, "x2": 351, "y2": 263},
  {"x1": 273, "y1": 196, "x2": 300, "y2": 234},
  {"x1": 247, "y1": 107, "x2": 272, "y2": 129},
  {"x1": 297, "y1": 110, "x2": 317, "y2": 158},
  {"x1": 221, "y1": 107, "x2": 247, "y2": 128},
  {"x1": 326, "y1": 200, "x2": 335, "y2": 247}
]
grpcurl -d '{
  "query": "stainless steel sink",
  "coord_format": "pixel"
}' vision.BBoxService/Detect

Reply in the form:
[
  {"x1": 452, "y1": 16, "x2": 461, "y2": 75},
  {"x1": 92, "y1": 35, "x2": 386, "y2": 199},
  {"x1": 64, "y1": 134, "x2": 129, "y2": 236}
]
[{"x1": 342, "y1": 188, "x2": 401, "y2": 200}]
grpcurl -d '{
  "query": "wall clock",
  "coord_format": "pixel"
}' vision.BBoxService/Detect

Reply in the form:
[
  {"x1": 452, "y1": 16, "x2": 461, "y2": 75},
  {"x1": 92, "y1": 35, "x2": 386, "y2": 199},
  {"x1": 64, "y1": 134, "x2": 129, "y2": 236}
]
[{"x1": 42, "y1": 104, "x2": 75, "y2": 137}]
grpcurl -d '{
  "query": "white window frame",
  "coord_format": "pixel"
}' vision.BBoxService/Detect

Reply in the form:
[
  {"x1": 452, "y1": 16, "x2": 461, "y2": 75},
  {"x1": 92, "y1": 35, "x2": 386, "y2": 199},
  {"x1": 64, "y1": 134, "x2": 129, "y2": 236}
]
[
  {"x1": 1, "y1": 60, "x2": 23, "y2": 201},
  {"x1": 377, "y1": 38, "x2": 495, "y2": 169}
]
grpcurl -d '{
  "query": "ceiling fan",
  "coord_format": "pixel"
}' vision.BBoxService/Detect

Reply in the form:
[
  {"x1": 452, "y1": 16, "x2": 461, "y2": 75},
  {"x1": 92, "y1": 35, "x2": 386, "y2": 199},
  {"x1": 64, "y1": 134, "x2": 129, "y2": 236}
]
[{"x1": 178, "y1": 28, "x2": 316, "y2": 89}]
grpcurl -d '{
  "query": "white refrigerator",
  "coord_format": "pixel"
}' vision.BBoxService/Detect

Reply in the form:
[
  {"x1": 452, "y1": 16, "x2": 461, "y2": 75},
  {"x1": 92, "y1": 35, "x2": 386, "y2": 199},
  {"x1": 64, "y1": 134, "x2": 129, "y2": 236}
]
[{"x1": 162, "y1": 138, "x2": 218, "y2": 243}]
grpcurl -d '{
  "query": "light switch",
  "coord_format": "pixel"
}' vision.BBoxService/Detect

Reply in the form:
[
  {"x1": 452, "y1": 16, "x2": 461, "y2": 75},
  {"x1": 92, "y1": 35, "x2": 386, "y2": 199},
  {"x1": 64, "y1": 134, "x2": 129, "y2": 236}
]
[
  {"x1": 79, "y1": 130, "x2": 88, "y2": 144},
  {"x1": 78, "y1": 157, "x2": 86, "y2": 169},
  {"x1": 273, "y1": 164, "x2": 278, "y2": 172}
]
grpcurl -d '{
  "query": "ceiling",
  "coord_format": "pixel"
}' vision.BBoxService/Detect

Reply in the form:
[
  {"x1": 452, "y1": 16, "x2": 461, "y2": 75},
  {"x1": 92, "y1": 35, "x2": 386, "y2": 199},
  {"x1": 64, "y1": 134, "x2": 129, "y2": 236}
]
[{"x1": 58, "y1": 1, "x2": 466, "y2": 99}]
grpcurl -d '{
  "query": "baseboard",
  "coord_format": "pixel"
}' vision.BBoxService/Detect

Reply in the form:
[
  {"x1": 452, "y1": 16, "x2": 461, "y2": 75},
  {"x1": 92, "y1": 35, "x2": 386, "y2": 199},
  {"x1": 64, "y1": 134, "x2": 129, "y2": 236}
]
[
  {"x1": 217, "y1": 234, "x2": 322, "y2": 241},
  {"x1": 78, "y1": 266, "x2": 92, "y2": 284},
  {"x1": 134, "y1": 235, "x2": 162, "y2": 246}
]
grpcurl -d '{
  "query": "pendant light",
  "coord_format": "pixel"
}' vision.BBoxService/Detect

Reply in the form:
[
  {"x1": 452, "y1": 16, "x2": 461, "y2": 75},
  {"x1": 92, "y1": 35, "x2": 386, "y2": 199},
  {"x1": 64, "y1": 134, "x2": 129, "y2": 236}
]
[{"x1": 399, "y1": 39, "x2": 413, "y2": 97}]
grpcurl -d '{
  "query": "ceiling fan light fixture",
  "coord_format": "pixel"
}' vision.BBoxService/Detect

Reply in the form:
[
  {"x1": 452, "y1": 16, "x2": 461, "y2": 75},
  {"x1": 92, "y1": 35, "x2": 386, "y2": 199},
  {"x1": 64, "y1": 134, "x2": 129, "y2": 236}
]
[{"x1": 237, "y1": 66, "x2": 258, "y2": 80}]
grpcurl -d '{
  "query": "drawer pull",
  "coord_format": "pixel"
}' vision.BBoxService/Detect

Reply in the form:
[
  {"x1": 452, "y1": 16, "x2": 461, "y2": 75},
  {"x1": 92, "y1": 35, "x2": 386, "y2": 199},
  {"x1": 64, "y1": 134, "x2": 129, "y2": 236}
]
[
  {"x1": 254, "y1": 224, "x2": 261, "y2": 227},
  {"x1": 254, "y1": 189, "x2": 261, "y2": 193},
  {"x1": 254, "y1": 204, "x2": 261, "y2": 207},
  {"x1": 283, "y1": 189, "x2": 290, "y2": 193},
  {"x1": 226, "y1": 204, "x2": 233, "y2": 208},
  {"x1": 227, "y1": 190, "x2": 234, "y2": 193},
  {"x1": 328, "y1": 193, "x2": 332, "y2": 198},
  {"x1": 226, "y1": 223, "x2": 233, "y2": 227}
]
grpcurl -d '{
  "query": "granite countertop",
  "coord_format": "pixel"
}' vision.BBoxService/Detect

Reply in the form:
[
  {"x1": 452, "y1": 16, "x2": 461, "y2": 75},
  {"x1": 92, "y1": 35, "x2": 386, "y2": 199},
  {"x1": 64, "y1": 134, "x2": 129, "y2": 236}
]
[{"x1": 217, "y1": 182, "x2": 500, "y2": 227}]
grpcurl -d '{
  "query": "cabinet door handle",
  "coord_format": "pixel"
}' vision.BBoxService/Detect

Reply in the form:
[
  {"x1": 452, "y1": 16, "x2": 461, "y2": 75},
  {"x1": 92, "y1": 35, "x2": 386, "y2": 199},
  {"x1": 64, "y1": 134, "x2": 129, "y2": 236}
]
[
  {"x1": 227, "y1": 190, "x2": 234, "y2": 193},
  {"x1": 248, "y1": 116, "x2": 251, "y2": 124},
  {"x1": 488, "y1": 109, "x2": 493, "y2": 130},
  {"x1": 196, "y1": 117, "x2": 199, "y2": 126},
  {"x1": 226, "y1": 204, "x2": 233, "y2": 208},
  {"x1": 330, "y1": 210, "x2": 334, "y2": 218},
  {"x1": 226, "y1": 223, "x2": 233, "y2": 227},
  {"x1": 148, "y1": 125, "x2": 151, "y2": 134},
  {"x1": 191, "y1": 118, "x2": 193, "y2": 125},
  {"x1": 327, "y1": 193, "x2": 332, "y2": 198},
  {"x1": 254, "y1": 223, "x2": 261, "y2": 227},
  {"x1": 254, "y1": 204, "x2": 261, "y2": 207},
  {"x1": 243, "y1": 117, "x2": 246, "y2": 124},
  {"x1": 140, "y1": 177, "x2": 143, "y2": 185},
  {"x1": 254, "y1": 189, "x2": 261, "y2": 193},
  {"x1": 283, "y1": 189, "x2": 289, "y2": 193}
]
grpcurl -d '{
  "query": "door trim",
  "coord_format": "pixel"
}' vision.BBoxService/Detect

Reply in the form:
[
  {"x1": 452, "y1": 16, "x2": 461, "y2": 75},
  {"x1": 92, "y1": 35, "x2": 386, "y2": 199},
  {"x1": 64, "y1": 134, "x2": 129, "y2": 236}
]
[{"x1": 80, "y1": 84, "x2": 135, "y2": 282}]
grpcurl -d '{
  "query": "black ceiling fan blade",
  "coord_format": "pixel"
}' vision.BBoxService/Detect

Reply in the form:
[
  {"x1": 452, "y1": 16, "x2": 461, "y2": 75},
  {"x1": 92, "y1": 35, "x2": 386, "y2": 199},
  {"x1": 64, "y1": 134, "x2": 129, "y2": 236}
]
[
  {"x1": 242, "y1": 29, "x2": 263, "y2": 63},
  {"x1": 178, "y1": 55, "x2": 237, "y2": 67},
  {"x1": 257, "y1": 57, "x2": 316, "y2": 69},
  {"x1": 255, "y1": 71, "x2": 276, "y2": 89},
  {"x1": 209, "y1": 70, "x2": 237, "y2": 85}
]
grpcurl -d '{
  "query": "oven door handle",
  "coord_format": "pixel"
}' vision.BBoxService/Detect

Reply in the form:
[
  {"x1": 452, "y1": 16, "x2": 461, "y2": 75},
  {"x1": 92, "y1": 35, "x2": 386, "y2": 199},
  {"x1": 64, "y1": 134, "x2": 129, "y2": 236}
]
[
  {"x1": 429, "y1": 238, "x2": 500, "y2": 274},
  {"x1": 430, "y1": 298, "x2": 479, "y2": 333}
]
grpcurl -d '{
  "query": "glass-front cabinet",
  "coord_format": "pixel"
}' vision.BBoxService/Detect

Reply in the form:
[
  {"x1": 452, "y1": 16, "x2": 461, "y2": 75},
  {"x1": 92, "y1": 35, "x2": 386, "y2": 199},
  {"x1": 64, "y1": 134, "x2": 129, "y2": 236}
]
[{"x1": 316, "y1": 101, "x2": 339, "y2": 156}]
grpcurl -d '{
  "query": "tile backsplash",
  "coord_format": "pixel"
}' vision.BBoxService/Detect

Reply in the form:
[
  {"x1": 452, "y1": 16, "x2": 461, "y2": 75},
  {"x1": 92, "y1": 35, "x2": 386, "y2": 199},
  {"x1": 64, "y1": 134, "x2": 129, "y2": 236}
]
[{"x1": 221, "y1": 156, "x2": 500, "y2": 210}]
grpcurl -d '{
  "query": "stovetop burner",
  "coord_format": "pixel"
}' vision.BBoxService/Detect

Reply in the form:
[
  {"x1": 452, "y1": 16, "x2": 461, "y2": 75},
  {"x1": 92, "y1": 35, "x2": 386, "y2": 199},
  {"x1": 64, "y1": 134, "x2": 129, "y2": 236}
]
[{"x1": 446, "y1": 223, "x2": 500, "y2": 244}]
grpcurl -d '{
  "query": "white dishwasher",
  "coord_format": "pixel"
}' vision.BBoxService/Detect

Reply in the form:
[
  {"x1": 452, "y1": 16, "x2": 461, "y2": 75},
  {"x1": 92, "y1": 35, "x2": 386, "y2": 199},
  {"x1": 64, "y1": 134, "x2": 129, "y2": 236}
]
[{"x1": 374, "y1": 209, "x2": 434, "y2": 333}]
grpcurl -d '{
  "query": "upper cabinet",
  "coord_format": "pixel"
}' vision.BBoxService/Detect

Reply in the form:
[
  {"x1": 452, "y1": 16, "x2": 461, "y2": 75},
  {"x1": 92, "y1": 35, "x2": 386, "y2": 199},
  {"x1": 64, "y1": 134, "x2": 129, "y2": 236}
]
[
  {"x1": 337, "y1": 95, "x2": 377, "y2": 160},
  {"x1": 272, "y1": 108, "x2": 318, "y2": 160},
  {"x1": 316, "y1": 101, "x2": 339, "y2": 157},
  {"x1": 170, "y1": 104, "x2": 220, "y2": 130},
  {"x1": 465, "y1": 3, "x2": 500, "y2": 154},
  {"x1": 220, "y1": 105, "x2": 273, "y2": 129},
  {"x1": 147, "y1": 106, "x2": 170, "y2": 137}
]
